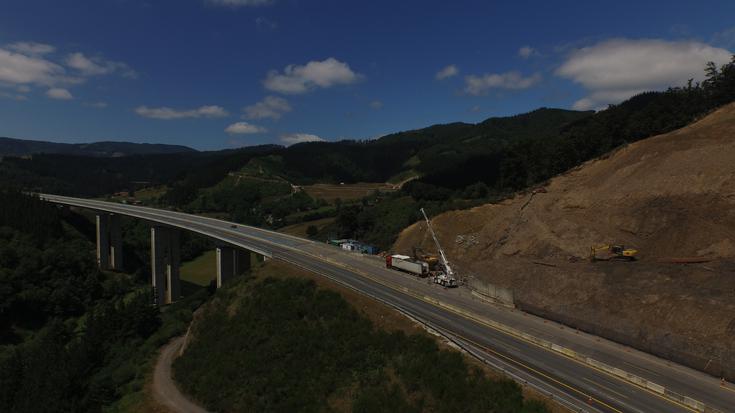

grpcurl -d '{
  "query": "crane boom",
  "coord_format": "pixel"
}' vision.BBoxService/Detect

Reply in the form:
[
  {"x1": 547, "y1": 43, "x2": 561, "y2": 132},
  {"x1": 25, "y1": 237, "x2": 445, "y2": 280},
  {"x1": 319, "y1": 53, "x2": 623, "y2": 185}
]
[{"x1": 420, "y1": 208, "x2": 454, "y2": 277}]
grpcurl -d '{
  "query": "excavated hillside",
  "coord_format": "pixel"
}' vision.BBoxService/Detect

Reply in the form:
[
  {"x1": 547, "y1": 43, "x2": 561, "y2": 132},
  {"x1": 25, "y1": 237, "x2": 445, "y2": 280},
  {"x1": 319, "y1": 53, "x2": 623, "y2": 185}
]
[{"x1": 394, "y1": 102, "x2": 735, "y2": 379}]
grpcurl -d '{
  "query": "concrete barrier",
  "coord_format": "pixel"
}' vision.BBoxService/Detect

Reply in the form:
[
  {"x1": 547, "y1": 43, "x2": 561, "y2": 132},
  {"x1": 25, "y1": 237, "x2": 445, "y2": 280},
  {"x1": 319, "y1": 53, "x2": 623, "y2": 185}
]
[
  {"x1": 417, "y1": 293, "x2": 719, "y2": 412},
  {"x1": 466, "y1": 278, "x2": 515, "y2": 307}
]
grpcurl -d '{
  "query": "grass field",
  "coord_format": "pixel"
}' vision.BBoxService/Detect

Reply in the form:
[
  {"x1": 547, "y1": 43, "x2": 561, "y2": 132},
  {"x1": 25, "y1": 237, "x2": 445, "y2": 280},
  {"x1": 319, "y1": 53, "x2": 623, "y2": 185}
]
[
  {"x1": 278, "y1": 217, "x2": 336, "y2": 238},
  {"x1": 301, "y1": 182, "x2": 396, "y2": 204},
  {"x1": 284, "y1": 205, "x2": 336, "y2": 222},
  {"x1": 134, "y1": 186, "x2": 167, "y2": 202},
  {"x1": 180, "y1": 250, "x2": 216, "y2": 286}
]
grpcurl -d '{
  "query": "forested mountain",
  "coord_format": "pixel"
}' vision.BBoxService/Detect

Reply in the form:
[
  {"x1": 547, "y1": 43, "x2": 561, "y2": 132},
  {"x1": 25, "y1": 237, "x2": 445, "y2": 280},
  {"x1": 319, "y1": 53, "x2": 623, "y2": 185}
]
[
  {"x1": 0, "y1": 137, "x2": 196, "y2": 157},
  {"x1": 0, "y1": 145, "x2": 277, "y2": 197},
  {"x1": 0, "y1": 109, "x2": 591, "y2": 197},
  {"x1": 277, "y1": 108, "x2": 592, "y2": 184}
]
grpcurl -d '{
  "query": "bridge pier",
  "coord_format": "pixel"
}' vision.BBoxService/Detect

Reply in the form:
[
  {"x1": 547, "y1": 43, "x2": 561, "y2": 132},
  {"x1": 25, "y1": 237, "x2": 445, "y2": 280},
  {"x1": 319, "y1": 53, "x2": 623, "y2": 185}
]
[
  {"x1": 96, "y1": 214, "x2": 110, "y2": 269},
  {"x1": 96, "y1": 213, "x2": 123, "y2": 271},
  {"x1": 110, "y1": 214, "x2": 123, "y2": 271},
  {"x1": 151, "y1": 226, "x2": 180, "y2": 305},
  {"x1": 216, "y1": 246, "x2": 251, "y2": 287}
]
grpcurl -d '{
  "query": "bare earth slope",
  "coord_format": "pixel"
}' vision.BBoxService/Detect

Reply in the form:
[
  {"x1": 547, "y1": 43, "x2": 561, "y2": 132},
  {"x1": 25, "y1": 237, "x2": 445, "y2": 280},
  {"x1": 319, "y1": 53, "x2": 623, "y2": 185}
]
[{"x1": 394, "y1": 103, "x2": 735, "y2": 379}]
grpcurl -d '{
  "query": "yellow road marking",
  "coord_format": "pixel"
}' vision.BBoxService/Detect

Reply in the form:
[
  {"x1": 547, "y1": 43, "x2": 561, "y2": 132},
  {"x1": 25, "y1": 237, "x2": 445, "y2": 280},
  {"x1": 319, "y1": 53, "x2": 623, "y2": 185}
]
[
  {"x1": 452, "y1": 330, "x2": 624, "y2": 412},
  {"x1": 584, "y1": 377, "x2": 630, "y2": 400},
  {"x1": 410, "y1": 293, "x2": 699, "y2": 412}
]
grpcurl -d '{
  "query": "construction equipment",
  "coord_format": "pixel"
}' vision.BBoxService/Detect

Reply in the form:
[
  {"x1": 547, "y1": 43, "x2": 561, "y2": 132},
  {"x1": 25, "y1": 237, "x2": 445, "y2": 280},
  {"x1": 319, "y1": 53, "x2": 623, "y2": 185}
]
[
  {"x1": 590, "y1": 244, "x2": 638, "y2": 261},
  {"x1": 420, "y1": 208, "x2": 458, "y2": 287},
  {"x1": 412, "y1": 246, "x2": 439, "y2": 269}
]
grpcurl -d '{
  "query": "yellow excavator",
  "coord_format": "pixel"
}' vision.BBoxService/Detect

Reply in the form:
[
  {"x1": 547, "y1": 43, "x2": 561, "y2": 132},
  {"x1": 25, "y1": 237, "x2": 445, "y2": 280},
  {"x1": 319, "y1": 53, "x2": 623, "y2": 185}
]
[
  {"x1": 590, "y1": 244, "x2": 638, "y2": 261},
  {"x1": 413, "y1": 246, "x2": 439, "y2": 268}
]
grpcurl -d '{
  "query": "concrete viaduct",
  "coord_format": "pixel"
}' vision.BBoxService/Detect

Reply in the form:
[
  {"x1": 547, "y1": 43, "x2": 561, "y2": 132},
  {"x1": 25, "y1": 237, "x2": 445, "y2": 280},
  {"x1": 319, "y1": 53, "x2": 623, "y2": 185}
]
[
  {"x1": 95, "y1": 211, "x2": 269, "y2": 305},
  {"x1": 92, "y1": 212, "x2": 267, "y2": 305},
  {"x1": 40, "y1": 194, "x2": 735, "y2": 413}
]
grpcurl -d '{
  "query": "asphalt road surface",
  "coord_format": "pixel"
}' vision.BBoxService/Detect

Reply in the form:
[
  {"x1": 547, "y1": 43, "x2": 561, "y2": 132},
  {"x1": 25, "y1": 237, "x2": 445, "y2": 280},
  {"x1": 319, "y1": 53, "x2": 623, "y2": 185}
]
[{"x1": 42, "y1": 194, "x2": 735, "y2": 413}]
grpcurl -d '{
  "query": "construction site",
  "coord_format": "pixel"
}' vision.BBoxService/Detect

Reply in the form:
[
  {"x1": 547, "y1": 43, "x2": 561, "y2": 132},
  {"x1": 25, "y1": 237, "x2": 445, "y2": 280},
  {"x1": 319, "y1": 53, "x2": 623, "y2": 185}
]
[{"x1": 393, "y1": 102, "x2": 735, "y2": 381}]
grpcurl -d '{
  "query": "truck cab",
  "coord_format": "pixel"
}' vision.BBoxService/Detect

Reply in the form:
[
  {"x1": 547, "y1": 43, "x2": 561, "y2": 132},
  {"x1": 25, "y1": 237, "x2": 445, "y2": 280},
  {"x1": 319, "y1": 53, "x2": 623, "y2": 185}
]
[{"x1": 432, "y1": 271, "x2": 458, "y2": 287}]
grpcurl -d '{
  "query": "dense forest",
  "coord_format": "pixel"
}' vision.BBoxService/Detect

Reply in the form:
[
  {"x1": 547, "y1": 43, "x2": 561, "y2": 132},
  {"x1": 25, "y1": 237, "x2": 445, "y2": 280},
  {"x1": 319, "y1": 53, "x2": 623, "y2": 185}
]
[
  {"x1": 0, "y1": 191, "x2": 207, "y2": 412},
  {"x1": 175, "y1": 274, "x2": 548, "y2": 413}
]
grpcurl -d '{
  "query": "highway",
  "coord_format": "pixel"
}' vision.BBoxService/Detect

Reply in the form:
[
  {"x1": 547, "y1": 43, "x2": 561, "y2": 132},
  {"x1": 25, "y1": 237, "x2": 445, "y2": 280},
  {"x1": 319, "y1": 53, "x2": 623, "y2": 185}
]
[{"x1": 42, "y1": 194, "x2": 734, "y2": 413}]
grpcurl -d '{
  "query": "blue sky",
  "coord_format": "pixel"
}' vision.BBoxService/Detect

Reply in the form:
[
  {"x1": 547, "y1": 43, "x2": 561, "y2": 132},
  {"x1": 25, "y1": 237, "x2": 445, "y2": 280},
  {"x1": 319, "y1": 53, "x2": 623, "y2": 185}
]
[{"x1": 1, "y1": 0, "x2": 733, "y2": 150}]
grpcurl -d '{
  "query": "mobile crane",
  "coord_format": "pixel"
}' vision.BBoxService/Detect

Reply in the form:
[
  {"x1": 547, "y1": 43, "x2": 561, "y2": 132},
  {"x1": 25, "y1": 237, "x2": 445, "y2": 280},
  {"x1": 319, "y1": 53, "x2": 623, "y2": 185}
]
[{"x1": 420, "y1": 208, "x2": 458, "y2": 287}]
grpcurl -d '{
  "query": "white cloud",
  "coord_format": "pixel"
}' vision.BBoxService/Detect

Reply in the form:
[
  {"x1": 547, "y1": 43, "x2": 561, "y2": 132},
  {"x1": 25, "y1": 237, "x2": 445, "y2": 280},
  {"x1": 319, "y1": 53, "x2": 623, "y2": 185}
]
[
  {"x1": 66, "y1": 53, "x2": 106, "y2": 75},
  {"x1": 0, "y1": 41, "x2": 135, "y2": 100},
  {"x1": 135, "y1": 105, "x2": 229, "y2": 120},
  {"x1": 46, "y1": 88, "x2": 73, "y2": 100},
  {"x1": 207, "y1": 0, "x2": 273, "y2": 6},
  {"x1": 264, "y1": 57, "x2": 362, "y2": 94},
  {"x1": 65, "y1": 52, "x2": 137, "y2": 78},
  {"x1": 7, "y1": 42, "x2": 55, "y2": 56},
  {"x1": 556, "y1": 38, "x2": 732, "y2": 110},
  {"x1": 369, "y1": 100, "x2": 383, "y2": 109},
  {"x1": 280, "y1": 133, "x2": 324, "y2": 146},
  {"x1": 518, "y1": 46, "x2": 538, "y2": 59},
  {"x1": 0, "y1": 47, "x2": 69, "y2": 86},
  {"x1": 435, "y1": 64, "x2": 458, "y2": 80},
  {"x1": 243, "y1": 95, "x2": 291, "y2": 120},
  {"x1": 225, "y1": 121, "x2": 266, "y2": 135},
  {"x1": 464, "y1": 71, "x2": 541, "y2": 95}
]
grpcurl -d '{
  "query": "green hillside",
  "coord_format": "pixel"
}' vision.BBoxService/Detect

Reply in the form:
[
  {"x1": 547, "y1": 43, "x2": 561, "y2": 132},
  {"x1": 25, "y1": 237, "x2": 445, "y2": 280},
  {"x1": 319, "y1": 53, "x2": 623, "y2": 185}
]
[{"x1": 174, "y1": 266, "x2": 548, "y2": 413}]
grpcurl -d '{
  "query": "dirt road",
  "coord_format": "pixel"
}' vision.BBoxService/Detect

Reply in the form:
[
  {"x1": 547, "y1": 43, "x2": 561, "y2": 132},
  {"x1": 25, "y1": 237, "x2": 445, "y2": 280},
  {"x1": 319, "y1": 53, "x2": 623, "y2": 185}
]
[{"x1": 153, "y1": 336, "x2": 209, "y2": 413}]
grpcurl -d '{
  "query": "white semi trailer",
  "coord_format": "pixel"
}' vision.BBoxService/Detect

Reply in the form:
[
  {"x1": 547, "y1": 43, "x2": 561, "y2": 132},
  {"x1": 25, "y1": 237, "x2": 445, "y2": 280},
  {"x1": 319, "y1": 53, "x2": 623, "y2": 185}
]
[{"x1": 386, "y1": 254, "x2": 429, "y2": 277}]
